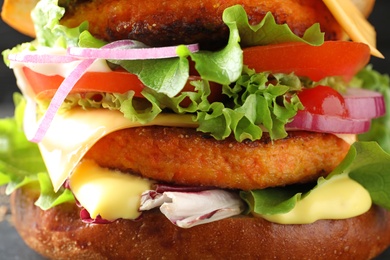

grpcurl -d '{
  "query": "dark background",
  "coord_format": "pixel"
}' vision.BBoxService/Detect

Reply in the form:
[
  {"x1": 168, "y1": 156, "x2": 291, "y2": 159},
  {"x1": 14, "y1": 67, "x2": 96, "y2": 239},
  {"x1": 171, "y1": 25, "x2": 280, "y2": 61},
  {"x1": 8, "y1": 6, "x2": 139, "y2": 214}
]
[{"x1": 0, "y1": 1, "x2": 390, "y2": 259}]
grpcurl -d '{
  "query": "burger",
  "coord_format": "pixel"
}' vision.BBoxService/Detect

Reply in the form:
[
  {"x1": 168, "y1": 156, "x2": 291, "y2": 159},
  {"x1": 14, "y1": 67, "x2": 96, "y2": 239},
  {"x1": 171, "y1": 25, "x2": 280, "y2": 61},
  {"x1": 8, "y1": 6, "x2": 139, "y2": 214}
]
[{"x1": 1, "y1": 0, "x2": 390, "y2": 259}]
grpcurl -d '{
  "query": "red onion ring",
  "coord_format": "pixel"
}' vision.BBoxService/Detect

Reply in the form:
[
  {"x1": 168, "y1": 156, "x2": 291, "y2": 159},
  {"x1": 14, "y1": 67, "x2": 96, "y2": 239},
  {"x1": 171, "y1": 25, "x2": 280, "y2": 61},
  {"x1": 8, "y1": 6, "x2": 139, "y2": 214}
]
[
  {"x1": 287, "y1": 110, "x2": 371, "y2": 134},
  {"x1": 68, "y1": 42, "x2": 200, "y2": 60},
  {"x1": 8, "y1": 53, "x2": 79, "y2": 63},
  {"x1": 343, "y1": 88, "x2": 386, "y2": 119}
]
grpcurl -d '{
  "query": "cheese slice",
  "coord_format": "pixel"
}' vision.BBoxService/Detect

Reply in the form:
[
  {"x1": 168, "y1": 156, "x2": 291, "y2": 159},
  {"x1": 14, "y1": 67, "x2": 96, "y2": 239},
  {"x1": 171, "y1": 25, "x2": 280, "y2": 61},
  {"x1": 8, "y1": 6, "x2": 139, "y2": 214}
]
[
  {"x1": 323, "y1": 0, "x2": 383, "y2": 58},
  {"x1": 38, "y1": 108, "x2": 196, "y2": 191},
  {"x1": 69, "y1": 159, "x2": 153, "y2": 220}
]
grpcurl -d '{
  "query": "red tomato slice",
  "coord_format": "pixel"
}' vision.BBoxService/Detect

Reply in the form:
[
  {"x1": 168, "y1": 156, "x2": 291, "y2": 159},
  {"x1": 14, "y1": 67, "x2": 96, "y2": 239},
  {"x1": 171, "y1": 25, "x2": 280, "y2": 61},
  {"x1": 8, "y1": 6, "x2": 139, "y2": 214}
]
[
  {"x1": 23, "y1": 67, "x2": 146, "y2": 99},
  {"x1": 243, "y1": 41, "x2": 370, "y2": 82},
  {"x1": 297, "y1": 85, "x2": 349, "y2": 117}
]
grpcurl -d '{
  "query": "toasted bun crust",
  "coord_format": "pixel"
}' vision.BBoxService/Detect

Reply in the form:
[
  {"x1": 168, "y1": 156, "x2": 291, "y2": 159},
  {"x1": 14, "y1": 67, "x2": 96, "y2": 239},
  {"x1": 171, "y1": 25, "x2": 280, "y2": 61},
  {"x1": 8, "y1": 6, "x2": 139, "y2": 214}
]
[
  {"x1": 60, "y1": 0, "x2": 343, "y2": 47},
  {"x1": 11, "y1": 187, "x2": 390, "y2": 260},
  {"x1": 1, "y1": 0, "x2": 376, "y2": 42}
]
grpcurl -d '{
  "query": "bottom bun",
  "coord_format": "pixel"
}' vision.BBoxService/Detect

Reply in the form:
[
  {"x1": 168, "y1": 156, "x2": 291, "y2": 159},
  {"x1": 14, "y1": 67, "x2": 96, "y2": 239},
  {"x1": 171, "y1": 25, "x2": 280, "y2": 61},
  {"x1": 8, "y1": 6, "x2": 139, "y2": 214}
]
[{"x1": 11, "y1": 187, "x2": 390, "y2": 260}]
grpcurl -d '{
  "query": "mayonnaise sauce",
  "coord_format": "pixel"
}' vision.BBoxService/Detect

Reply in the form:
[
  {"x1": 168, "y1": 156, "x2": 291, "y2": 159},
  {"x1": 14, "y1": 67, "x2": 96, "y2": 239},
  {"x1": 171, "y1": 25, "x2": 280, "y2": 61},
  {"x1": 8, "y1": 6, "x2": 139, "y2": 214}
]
[{"x1": 258, "y1": 173, "x2": 372, "y2": 224}]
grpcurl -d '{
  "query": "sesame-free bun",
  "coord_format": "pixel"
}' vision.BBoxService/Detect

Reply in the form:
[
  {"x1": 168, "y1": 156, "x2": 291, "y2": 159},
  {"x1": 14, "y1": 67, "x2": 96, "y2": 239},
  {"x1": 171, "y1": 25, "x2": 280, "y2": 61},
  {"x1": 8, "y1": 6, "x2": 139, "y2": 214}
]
[{"x1": 11, "y1": 186, "x2": 390, "y2": 260}]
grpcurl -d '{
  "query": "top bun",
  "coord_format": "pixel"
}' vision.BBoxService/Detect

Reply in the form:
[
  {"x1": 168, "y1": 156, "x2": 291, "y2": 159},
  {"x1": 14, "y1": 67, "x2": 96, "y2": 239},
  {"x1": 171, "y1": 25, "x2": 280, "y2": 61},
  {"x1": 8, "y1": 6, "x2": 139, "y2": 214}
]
[{"x1": 1, "y1": 0, "x2": 376, "y2": 44}]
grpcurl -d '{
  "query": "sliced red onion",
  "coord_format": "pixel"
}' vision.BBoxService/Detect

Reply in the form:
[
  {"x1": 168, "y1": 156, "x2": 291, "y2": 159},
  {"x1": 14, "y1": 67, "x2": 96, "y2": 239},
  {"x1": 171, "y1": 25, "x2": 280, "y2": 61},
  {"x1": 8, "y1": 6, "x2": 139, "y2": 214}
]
[
  {"x1": 154, "y1": 184, "x2": 217, "y2": 193},
  {"x1": 140, "y1": 189, "x2": 245, "y2": 228},
  {"x1": 287, "y1": 111, "x2": 371, "y2": 134},
  {"x1": 24, "y1": 59, "x2": 95, "y2": 143},
  {"x1": 68, "y1": 43, "x2": 199, "y2": 60},
  {"x1": 343, "y1": 88, "x2": 386, "y2": 119},
  {"x1": 8, "y1": 53, "x2": 79, "y2": 63}
]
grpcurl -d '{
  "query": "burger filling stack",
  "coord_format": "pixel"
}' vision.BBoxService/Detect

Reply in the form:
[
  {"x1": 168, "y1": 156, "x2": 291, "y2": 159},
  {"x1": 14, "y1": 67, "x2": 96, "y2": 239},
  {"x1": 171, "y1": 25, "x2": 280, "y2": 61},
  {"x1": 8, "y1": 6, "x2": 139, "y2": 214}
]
[{"x1": 1, "y1": 0, "x2": 390, "y2": 259}]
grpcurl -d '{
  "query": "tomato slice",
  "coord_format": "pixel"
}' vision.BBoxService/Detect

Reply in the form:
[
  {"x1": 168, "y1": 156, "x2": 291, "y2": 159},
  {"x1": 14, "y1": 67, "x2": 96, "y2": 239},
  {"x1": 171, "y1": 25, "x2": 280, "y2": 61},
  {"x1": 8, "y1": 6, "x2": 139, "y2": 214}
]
[
  {"x1": 23, "y1": 67, "x2": 146, "y2": 99},
  {"x1": 298, "y1": 86, "x2": 349, "y2": 117},
  {"x1": 243, "y1": 41, "x2": 370, "y2": 82},
  {"x1": 23, "y1": 67, "x2": 224, "y2": 103}
]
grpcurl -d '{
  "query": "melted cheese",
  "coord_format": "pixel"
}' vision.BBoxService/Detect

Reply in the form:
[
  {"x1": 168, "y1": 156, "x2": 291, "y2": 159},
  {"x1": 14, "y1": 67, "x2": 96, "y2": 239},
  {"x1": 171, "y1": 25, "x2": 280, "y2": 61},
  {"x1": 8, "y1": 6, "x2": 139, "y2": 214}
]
[
  {"x1": 69, "y1": 159, "x2": 153, "y2": 220},
  {"x1": 323, "y1": 0, "x2": 383, "y2": 58},
  {"x1": 259, "y1": 173, "x2": 372, "y2": 224}
]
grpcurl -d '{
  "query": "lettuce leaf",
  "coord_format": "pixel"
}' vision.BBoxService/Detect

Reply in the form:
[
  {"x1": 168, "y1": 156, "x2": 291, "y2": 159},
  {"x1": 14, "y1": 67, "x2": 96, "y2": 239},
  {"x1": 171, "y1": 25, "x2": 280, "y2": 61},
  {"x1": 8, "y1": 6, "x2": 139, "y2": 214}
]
[
  {"x1": 336, "y1": 142, "x2": 390, "y2": 210},
  {"x1": 0, "y1": 95, "x2": 44, "y2": 193},
  {"x1": 31, "y1": 0, "x2": 88, "y2": 48},
  {"x1": 111, "y1": 52, "x2": 192, "y2": 98},
  {"x1": 222, "y1": 5, "x2": 324, "y2": 47},
  {"x1": 0, "y1": 94, "x2": 74, "y2": 209},
  {"x1": 195, "y1": 69, "x2": 303, "y2": 141},
  {"x1": 34, "y1": 172, "x2": 75, "y2": 210}
]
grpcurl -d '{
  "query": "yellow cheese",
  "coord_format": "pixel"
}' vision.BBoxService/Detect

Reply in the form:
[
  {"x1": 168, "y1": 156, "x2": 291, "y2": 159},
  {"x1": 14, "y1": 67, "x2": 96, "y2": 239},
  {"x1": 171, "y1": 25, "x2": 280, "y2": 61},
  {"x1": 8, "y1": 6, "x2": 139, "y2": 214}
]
[
  {"x1": 38, "y1": 108, "x2": 196, "y2": 191},
  {"x1": 258, "y1": 173, "x2": 372, "y2": 224},
  {"x1": 323, "y1": 0, "x2": 383, "y2": 58},
  {"x1": 69, "y1": 159, "x2": 153, "y2": 220}
]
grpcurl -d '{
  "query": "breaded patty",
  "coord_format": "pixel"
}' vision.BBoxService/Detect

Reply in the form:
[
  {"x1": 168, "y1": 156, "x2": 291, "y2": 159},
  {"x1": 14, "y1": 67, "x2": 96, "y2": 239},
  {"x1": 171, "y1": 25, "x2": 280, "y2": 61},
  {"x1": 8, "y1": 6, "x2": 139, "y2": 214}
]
[
  {"x1": 84, "y1": 127, "x2": 350, "y2": 190},
  {"x1": 60, "y1": 0, "x2": 344, "y2": 48}
]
